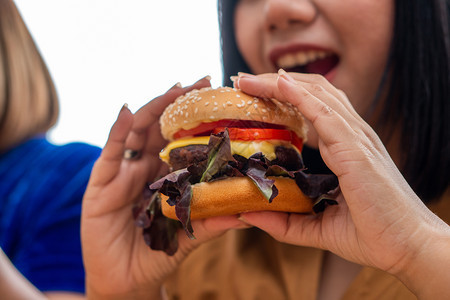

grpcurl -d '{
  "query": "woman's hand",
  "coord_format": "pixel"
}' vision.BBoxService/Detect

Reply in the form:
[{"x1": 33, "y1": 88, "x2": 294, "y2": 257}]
[
  {"x1": 234, "y1": 71, "x2": 450, "y2": 298},
  {"x1": 81, "y1": 78, "x2": 248, "y2": 300}
]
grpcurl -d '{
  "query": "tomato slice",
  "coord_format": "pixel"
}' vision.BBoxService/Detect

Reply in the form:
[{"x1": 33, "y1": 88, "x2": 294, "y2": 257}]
[
  {"x1": 172, "y1": 119, "x2": 303, "y2": 151},
  {"x1": 213, "y1": 127, "x2": 303, "y2": 151},
  {"x1": 173, "y1": 119, "x2": 285, "y2": 140}
]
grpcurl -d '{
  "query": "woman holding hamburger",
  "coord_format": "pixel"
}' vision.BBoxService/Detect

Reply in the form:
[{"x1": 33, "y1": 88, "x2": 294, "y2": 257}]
[{"x1": 81, "y1": 0, "x2": 450, "y2": 299}]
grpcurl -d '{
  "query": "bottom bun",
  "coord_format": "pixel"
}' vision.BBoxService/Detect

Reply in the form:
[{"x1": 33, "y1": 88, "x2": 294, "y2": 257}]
[{"x1": 161, "y1": 176, "x2": 313, "y2": 220}]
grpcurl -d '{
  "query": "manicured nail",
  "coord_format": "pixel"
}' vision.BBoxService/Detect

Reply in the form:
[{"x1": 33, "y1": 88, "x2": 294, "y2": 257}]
[
  {"x1": 278, "y1": 69, "x2": 297, "y2": 84},
  {"x1": 236, "y1": 223, "x2": 253, "y2": 229},
  {"x1": 121, "y1": 103, "x2": 130, "y2": 112},
  {"x1": 168, "y1": 82, "x2": 182, "y2": 91},
  {"x1": 238, "y1": 72, "x2": 255, "y2": 78},
  {"x1": 118, "y1": 103, "x2": 131, "y2": 118}
]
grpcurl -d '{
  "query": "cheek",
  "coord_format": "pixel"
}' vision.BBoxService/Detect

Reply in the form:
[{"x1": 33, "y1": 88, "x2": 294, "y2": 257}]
[
  {"x1": 234, "y1": 4, "x2": 265, "y2": 74},
  {"x1": 332, "y1": 1, "x2": 394, "y2": 115}
]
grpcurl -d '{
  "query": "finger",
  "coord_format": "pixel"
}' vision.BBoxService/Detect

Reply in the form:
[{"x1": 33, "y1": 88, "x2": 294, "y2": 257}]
[
  {"x1": 125, "y1": 76, "x2": 212, "y2": 156},
  {"x1": 237, "y1": 72, "x2": 358, "y2": 124},
  {"x1": 239, "y1": 211, "x2": 325, "y2": 249},
  {"x1": 278, "y1": 71, "x2": 360, "y2": 146},
  {"x1": 287, "y1": 72, "x2": 360, "y2": 118},
  {"x1": 178, "y1": 215, "x2": 251, "y2": 252},
  {"x1": 89, "y1": 105, "x2": 133, "y2": 186}
]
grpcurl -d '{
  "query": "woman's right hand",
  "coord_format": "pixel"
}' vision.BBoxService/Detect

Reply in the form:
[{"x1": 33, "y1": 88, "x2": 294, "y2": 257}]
[{"x1": 81, "y1": 78, "x2": 248, "y2": 299}]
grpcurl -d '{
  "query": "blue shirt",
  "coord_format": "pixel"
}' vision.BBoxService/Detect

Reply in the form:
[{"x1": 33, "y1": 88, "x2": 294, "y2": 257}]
[{"x1": 0, "y1": 136, "x2": 101, "y2": 293}]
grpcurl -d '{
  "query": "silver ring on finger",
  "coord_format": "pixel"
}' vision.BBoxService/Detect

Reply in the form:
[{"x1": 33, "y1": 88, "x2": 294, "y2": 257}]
[{"x1": 123, "y1": 149, "x2": 141, "y2": 160}]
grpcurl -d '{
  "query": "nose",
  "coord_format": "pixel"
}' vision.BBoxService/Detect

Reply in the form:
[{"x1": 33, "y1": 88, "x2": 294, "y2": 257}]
[{"x1": 264, "y1": 0, "x2": 317, "y2": 32}]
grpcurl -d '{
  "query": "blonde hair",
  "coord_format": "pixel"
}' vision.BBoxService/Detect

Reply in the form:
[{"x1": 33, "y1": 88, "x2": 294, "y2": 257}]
[{"x1": 0, "y1": 0, "x2": 59, "y2": 151}]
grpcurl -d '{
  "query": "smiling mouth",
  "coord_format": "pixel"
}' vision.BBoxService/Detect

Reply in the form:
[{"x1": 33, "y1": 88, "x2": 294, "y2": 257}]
[{"x1": 275, "y1": 50, "x2": 339, "y2": 77}]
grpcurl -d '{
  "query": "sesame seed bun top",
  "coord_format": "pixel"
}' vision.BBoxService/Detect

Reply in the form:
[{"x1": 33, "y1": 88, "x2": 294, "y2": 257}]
[{"x1": 159, "y1": 87, "x2": 308, "y2": 142}]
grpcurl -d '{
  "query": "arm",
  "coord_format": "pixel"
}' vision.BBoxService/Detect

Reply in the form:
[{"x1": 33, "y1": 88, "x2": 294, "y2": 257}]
[
  {"x1": 0, "y1": 249, "x2": 85, "y2": 300},
  {"x1": 396, "y1": 219, "x2": 450, "y2": 299},
  {"x1": 0, "y1": 249, "x2": 46, "y2": 300},
  {"x1": 234, "y1": 70, "x2": 450, "y2": 299}
]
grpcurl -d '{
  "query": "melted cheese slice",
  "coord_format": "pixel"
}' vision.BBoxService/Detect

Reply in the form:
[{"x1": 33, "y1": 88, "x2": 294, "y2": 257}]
[{"x1": 159, "y1": 136, "x2": 300, "y2": 163}]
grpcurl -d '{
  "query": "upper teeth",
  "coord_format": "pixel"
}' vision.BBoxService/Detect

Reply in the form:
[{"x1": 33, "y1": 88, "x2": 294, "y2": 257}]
[{"x1": 277, "y1": 50, "x2": 330, "y2": 68}]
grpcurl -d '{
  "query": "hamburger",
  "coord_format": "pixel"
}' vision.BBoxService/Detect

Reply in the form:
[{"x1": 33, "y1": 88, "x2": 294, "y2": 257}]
[{"x1": 147, "y1": 87, "x2": 339, "y2": 241}]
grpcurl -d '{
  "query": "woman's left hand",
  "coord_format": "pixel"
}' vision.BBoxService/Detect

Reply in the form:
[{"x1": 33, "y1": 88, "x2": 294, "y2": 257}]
[{"x1": 233, "y1": 71, "x2": 450, "y2": 298}]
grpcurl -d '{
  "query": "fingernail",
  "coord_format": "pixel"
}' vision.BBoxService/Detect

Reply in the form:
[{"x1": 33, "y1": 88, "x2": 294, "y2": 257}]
[
  {"x1": 121, "y1": 103, "x2": 130, "y2": 112},
  {"x1": 236, "y1": 223, "x2": 253, "y2": 230},
  {"x1": 237, "y1": 72, "x2": 254, "y2": 78},
  {"x1": 278, "y1": 69, "x2": 297, "y2": 84},
  {"x1": 118, "y1": 103, "x2": 130, "y2": 118},
  {"x1": 230, "y1": 75, "x2": 238, "y2": 82},
  {"x1": 202, "y1": 75, "x2": 212, "y2": 81},
  {"x1": 238, "y1": 215, "x2": 248, "y2": 223},
  {"x1": 168, "y1": 82, "x2": 182, "y2": 91}
]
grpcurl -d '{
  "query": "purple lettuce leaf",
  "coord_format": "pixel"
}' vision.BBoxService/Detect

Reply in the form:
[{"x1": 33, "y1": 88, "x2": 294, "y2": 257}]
[
  {"x1": 133, "y1": 187, "x2": 180, "y2": 256},
  {"x1": 266, "y1": 164, "x2": 296, "y2": 178},
  {"x1": 246, "y1": 155, "x2": 278, "y2": 202},
  {"x1": 149, "y1": 169, "x2": 195, "y2": 239},
  {"x1": 174, "y1": 181, "x2": 194, "y2": 239},
  {"x1": 294, "y1": 172, "x2": 339, "y2": 213},
  {"x1": 200, "y1": 129, "x2": 235, "y2": 182}
]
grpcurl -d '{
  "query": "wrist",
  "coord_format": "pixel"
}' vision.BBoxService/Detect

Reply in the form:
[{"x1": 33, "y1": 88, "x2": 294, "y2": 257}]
[{"x1": 393, "y1": 217, "x2": 450, "y2": 299}]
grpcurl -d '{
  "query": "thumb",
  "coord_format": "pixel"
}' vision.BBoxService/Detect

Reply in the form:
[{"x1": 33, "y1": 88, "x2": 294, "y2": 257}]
[
  {"x1": 238, "y1": 211, "x2": 325, "y2": 249},
  {"x1": 177, "y1": 215, "x2": 251, "y2": 252}
]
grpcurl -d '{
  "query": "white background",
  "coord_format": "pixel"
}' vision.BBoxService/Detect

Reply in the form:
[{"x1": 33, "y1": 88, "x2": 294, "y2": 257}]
[{"x1": 15, "y1": 0, "x2": 223, "y2": 147}]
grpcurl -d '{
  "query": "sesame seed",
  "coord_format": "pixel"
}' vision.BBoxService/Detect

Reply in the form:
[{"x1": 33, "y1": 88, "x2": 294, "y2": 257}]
[
  {"x1": 262, "y1": 109, "x2": 267, "y2": 113},
  {"x1": 247, "y1": 100, "x2": 252, "y2": 105},
  {"x1": 205, "y1": 102, "x2": 209, "y2": 106},
  {"x1": 227, "y1": 101, "x2": 233, "y2": 106},
  {"x1": 214, "y1": 102, "x2": 218, "y2": 106},
  {"x1": 236, "y1": 94, "x2": 241, "y2": 98},
  {"x1": 254, "y1": 104, "x2": 258, "y2": 109},
  {"x1": 194, "y1": 107, "x2": 198, "y2": 114},
  {"x1": 209, "y1": 115, "x2": 215, "y2": 119}
]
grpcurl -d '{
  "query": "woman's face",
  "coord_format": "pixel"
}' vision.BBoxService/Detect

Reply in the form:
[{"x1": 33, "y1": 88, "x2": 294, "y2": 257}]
[{"x1": 234, "y1": 0, "x2": 394, "y2": 118}]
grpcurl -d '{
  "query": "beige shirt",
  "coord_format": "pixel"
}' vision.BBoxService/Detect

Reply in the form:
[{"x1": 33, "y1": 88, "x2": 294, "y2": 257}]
[{"x1": 164, "y1": 190, "x2": 450, "y2": 299}]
